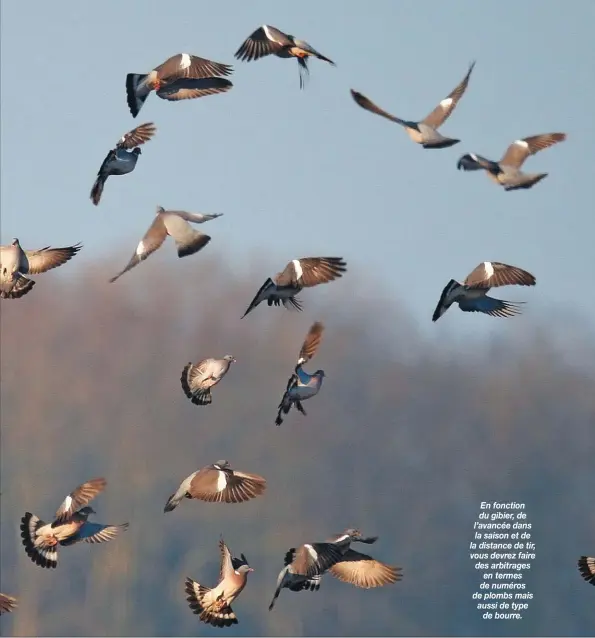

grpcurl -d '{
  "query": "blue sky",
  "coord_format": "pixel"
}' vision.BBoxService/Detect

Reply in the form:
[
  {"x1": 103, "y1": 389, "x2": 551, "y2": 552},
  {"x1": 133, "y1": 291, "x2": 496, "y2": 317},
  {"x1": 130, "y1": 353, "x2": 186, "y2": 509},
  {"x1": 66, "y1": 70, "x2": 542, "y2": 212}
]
[{"x1": 1, "y1": 0, "x2": 594, "y2": 343}]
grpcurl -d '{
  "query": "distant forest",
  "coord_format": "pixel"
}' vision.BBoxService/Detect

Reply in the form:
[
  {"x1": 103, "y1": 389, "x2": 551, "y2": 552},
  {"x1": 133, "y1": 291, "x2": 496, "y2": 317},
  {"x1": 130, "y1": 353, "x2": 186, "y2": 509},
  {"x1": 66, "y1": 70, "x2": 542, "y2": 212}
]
[{"x1": 1, "y1": 253, "x2": 594, "y2": 637}]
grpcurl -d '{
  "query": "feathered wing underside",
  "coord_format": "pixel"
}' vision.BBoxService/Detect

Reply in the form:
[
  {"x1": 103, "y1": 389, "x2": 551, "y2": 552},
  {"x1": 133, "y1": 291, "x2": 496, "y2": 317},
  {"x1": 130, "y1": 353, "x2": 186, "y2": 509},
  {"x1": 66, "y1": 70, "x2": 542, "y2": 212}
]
[
  {"x1": 499, "y1": 133, "x2": 567, "y2": 168},
  {"x1": 109, "y1": 216, "x2": 168, "y2": 283},
  {"x1": 350, "y1": 89, "x2": 408, "y2": 126},
  {"x1": 54, "y1": 477, "x2": 107, "y2": 524},
  {"x1": 458, "y1": 295, "x2": 524, "y2": 318},
  {"x1": 0, "y1": 593, "x2": 18, "y2": 615},
  {"x1": 234, "y1": 25, "x2": 289, "y2": 61},
  {"x1": 329, "y1": 549, "x2": 403, "y2": 588},
  {"x1": 218, "y1": 538, "x2": 235, "y2": 583},
  {"x1": 162, "y1": 213, "x2": 211, "y2": 258},
  {"x1": 156, "y1": 77, "x2": 233, "y2": 101},
  {"x1": 464, "y1": 262, "x2": 536, "y2": 289},
  {"x1": 24, "y1": 244, "x2": 82, "y2": 275},
  {"x1": 118, "y1": 122, "x2": 156, "y2": 149},
  {"x1": 72, "y1": 522, "x2": 129, "y2": 544},
  {"x1": 422, "y1": 61, "x2": 475, "y2": 129},
  {"x1": 298, "y1": 321, "x2": 325, "y2": 364}
]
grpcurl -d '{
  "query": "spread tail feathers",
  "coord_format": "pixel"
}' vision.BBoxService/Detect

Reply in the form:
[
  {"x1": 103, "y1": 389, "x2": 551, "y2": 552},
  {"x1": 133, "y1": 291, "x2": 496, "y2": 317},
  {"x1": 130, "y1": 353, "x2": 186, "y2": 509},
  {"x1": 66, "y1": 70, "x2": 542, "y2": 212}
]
[
  {"x1": 180, "y1": 364, "x2": 213, "y2": 406},
  {"x1": 1, "y1": 276, "x2": 35, "y2": 300},
  {"x1": 20, "y1": 512, "x2": 58, "y2": 569},
  {"x1": 185, "y1": 577, "x2": 238, "y2": 627},
  {"x1": 126, "y1": 73, "x2": 150, "y2": 118},
  {"x1": 90, "y1": 175, "x2": 107, "y2": 206}
]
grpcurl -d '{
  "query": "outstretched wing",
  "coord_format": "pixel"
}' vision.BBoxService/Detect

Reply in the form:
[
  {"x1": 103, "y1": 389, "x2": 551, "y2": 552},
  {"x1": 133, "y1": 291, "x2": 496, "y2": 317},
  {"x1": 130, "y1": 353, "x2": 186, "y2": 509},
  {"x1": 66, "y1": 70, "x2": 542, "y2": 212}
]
[
  {"x1": 117, "y1": 122, "x2": 156, "y2": 149},
  {"x1": 24, "y1": 244, "x2": 82, "y2": 275},
  {"x1": 464, "y1": 262, "x2": 536, "y2": 289},
  {"x1": 422, "y1": 61, "x2": 475, "y2": 129},
  {"x1": 350, "y1": 90, "x2": 408, "y2": 126},
  {"x1": 156, "y1": 77, "x2": 233, "y2": 101},
  {"x1": 458, "y1": 295, "x2": 524, "y2": 318},
  {"x1": 54, "y1": 477, "x2": 107, "y2": 524},
  {"x1": 218, "y1": 537, "x2": 234, "y2": 582},
  {"x1": 499, "y1": 133, "x2": 566, "y2": 168},
  {"x1": 298, "y1": 321, "x2": 325, "y2": 364},
  {"x1": 73, "y1": 522, "x2": 129, "y2": 544},
  {"x1": 329, "y1": 549, "x2": 403, "y2": 588},
  {"x1": 234, "y1": 25, "x2": 289, "y2": 61},
  {"x1": 155, "y1": 54, "x2": 233, "y2": 82}
]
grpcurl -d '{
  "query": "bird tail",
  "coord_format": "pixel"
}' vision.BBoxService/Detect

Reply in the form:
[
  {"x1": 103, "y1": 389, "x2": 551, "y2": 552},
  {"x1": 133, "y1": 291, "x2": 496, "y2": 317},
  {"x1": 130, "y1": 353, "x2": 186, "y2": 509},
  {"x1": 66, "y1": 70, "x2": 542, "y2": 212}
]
[
  {"x1": 163, "y1": 487, "x2": 186, "y2": 513},
  {"x1": 185, "y1": 577, "x2": 237, "y2": 627},
  {"x1": 126, "y1": 73, "x2": 150, "y2": 118},
  {"x1": 0, "y1": 276, "x2": 35, "y2": 300},
  {"x1": 90, "y1": 174, "x2": 107, "y2": 206},
  {"x1": 180, "y1": 364, "x2": 213, "y2": 406},
  {"x1": 20, "y1": 512, "x2": 58, "y2": 569}
]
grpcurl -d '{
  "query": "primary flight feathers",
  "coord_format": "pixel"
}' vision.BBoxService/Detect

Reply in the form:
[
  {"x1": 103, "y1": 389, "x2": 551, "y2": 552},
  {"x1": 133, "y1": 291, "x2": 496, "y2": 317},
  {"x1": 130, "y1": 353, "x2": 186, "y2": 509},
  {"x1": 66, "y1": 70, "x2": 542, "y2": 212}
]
[
  {"x1": 109, "y1": 207, "x2": 222, "y2": 283},
  {"x1": 180, "y1": 355, "x2": 236, "y2": 406},
  {"x1": 126, "y1": 53, "x2": 233, "y2": 118}
]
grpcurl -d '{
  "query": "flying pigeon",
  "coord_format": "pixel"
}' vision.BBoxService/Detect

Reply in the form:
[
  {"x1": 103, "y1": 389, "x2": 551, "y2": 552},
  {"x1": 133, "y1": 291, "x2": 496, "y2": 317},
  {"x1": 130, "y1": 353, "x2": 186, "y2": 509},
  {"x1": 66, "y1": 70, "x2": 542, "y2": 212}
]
[
  {"x1": 242, "y1": 257, "x2": 346, "y2": 318},
  {"x1": 268, "y1": 540, "x2": 344, "y2": 611},
  {"x1": 0, "y1": 238, "x2": 82, "y2": 300},
  {"x1": 185, "y1": 537, "x2": 253, "y2": 627},
  {"x1": 109, "y1": 207, "x2": 221, "y2": 283},
  {"x1": 432, "y1": 261, "x2": 536, "y2": 321},
  {"x1": 164, "y1": 460, "x2": 266, "y2": 511},
  {"x1": 276, "y1": 321, "x2": 326, "y2": 426},
  {"x1": 180, "y1": 355, "x2": 236, "y2": 406},
  {"x1": 351, "y1": 61, "x2": 475, "y2": 148},
  {"x1": 19, "y1": 478, "x2": 128, "y2": 569},
  {"x1": 0, "y1": 594, "x2": 17, "y2": 615},
  {"x1": 457, "y1": 132, "x2": 566, "y2": 190},
  {"x1": 126, "y1": 53, "x2": 233, "y2": 118},
  {"x1": 90, "y1": 122, "x2": 156, "y2": 205},
  {"x1": 235, "y1": 25, "x2": 335, "y2": 89},
  {"x1": 578, "y1": 556, "x2": 595, "y2": 586}
]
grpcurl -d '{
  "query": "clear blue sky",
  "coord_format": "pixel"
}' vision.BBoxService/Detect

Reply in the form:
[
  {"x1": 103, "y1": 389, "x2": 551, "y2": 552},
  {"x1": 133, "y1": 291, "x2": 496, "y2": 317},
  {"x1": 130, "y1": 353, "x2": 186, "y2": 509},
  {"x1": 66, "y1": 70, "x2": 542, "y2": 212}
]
[{"x1": 1, "y1": 0, "x2": 594, "y2": 343}]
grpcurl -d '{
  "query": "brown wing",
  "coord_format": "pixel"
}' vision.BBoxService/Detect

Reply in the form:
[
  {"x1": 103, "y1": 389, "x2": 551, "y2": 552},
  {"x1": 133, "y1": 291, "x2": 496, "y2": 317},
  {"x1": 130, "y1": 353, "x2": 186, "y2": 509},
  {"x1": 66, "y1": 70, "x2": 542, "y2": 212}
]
[
  {"x1": 218, "y1": 538, "x2": 234, "y2": 583},
  {"x1": 24, "y1": 243, "x2": 82, "y2": 275},
  {"x1": 234, "y1": 25, "x2": 288, "y2": 62},
  {"x1": 293, "y1": 542, "x2": 344, "y2": 578},
  {"x1": 54, "y1": 477, "x2": 107, "y2": 523},
  {"x1": 185, "y1": 359, "x2": 217, "y2": 391},
  {"x1": 117, "y1": 122, "x2": 156, "y2": 149},
  {"x1": 350, "y1": 90, "x2": 408, "y2": 126},
  {"x1": 156, "y1": 77, "x2": 233, "y2": 102},
  {"x1": 499, "y1": 133, "x2": 566, "y2": 168},
  {"x1": 189, "y1": 466, "x2": 266, "y2": 503},
  {"x1": 109, "y1": 215, "x2": 168, "y2": 283},
  {"x1": 464, "y1": 262, "x2": 536, "y2": 289},
  {"x1": 329, "y1": 549, "x2": 402, "y2": 588},
  {"x1": 155, "y1": 53, "x2": 233, "y2": 82},
  {"x1": 298, "y1": 321, "x2": 325, "y2": 363},
  {"x1": 296, "y1": 257, "x2": 347, "y2": 288},
  {"x1": 578, "y1": 556, "x2": 595, "y2": 585},
  {"x1": 0, "y1": 593, "x2": 17, "y2": 615},
  {"x1": 422, "y1": 61, "x2": 475, "y2": 129}
]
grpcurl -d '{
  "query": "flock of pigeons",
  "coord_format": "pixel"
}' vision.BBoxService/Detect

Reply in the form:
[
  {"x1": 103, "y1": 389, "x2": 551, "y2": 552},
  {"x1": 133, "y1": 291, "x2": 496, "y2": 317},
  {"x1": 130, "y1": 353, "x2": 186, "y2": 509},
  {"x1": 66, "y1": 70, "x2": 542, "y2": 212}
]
[{"x1": 0, "y1": 20, "x2": 591, "y2": 631}]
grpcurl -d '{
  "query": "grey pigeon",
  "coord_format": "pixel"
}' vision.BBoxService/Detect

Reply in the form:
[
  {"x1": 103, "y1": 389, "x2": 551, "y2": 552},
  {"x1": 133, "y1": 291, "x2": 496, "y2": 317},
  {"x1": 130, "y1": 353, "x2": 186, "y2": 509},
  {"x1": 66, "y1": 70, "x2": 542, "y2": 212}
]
[
  {"x1": 578, "y1": 556, "x2": 595, "y2": 586},
  {"x1": 432, "y1": 261, "x2": 536, "y2": 322},
  {"x1": 19, "y1": 477, "x2": 128, "y2": 569},
  {"x1": 126, "y1": 53, "x2": 233, "y2": 118},
  {"x1": 351, "y1": 61, "x2": 475, "y2": 148},
  {"x1": 235, "y1": 25, "x2": 335, "y2": 89},
  {"x1": 0, "y1": 238, "x2": 82, "y2": 300},
  {"x1": 276, "y1": 321, "x2": 326, "y2": 426},
  {"x1": 242, "y1": 257, "x2": 347, "y2": 318},
  {"x1": 304, "y1": 529, "x2": 403, "y2": 590},
  {"x1": 185, "y1": 537, "x2": 253, "y2": 627},
  {"x1": 268, "y1": 540, "x2": 344, "y2": 611},
  {"x1": 90, "y1": 122, "x2": 156, "y2": 205},
  {"x1": 457, "y1": 132, "x2": 566, "y2": 190},
  {"x1": 180, "y1": 355, "x2": 236, "y2": 406},
  {"x1": 164, "y1": 460, "x2": 266, "y2": 512},
  {"x1": 0, "y1": 594, "x2": 17, "y2": 615},
  {"x1": 109, "y1": 206, "x2": 222, "y2": 283}
]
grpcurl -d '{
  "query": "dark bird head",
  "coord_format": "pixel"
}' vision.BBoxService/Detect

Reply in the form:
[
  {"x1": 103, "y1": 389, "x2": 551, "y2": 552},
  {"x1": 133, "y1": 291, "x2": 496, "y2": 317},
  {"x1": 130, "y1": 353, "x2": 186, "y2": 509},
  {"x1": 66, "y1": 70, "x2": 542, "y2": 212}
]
[
  {"x1": 79, "y1": 506, "x2": 96, "y2": 516},
  {"x1": 457, "y1": 153, "x2": 487, "y2": 171},
  {"x1": 213, "y1": 460, "x2": 230, "y2": 469},
  {"x1": 315, "y1": 369, "x2": 326, "y2": 379},
  {"x1": 11, "y1": 238, "x2": 19, "y2": 246},
  {"x1": 233, "y1": 553, "x2": 254, "y2": 573},
  {"x1": 133, "y1": 147, "x2": 142, "y2": 156}
]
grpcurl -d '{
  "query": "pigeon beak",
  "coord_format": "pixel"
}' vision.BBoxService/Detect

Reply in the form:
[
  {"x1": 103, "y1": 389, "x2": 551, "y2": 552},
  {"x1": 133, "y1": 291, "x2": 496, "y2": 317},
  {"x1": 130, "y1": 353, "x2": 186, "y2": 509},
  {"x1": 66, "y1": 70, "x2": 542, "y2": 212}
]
[{"x1": 248, "y1": 567, "x2": 254, "y2": 572}]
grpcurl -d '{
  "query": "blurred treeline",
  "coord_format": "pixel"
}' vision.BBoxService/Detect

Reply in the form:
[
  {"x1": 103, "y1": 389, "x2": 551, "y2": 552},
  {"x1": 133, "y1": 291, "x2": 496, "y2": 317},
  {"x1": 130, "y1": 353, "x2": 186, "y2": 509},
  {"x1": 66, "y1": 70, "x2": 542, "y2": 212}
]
[{"x1": 1, "y1": 252, "x2": 594, "y2": 637}]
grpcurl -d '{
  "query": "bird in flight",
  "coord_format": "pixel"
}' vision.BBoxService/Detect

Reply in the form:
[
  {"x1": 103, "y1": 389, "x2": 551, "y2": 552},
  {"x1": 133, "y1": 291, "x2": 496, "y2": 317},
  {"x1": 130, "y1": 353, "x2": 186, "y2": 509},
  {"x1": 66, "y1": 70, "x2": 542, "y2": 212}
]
[
  {"x1": 180, "y1": 355, "x2": 236, "y2": 406},
  {"x1": 457, "y1": 132, "x2": 566, "y2": 190},
  {"x1": 90, "y1": 122, "x2": 156, "y2": 205},
  {"x1": 350, "y1": 61, "x2": 475, "y2": 148},
  {"x1": 432, "y1": 261, "x2": 536, "y2": 321},
  {"x1": 126, "y1": 53, "x2": 233, "y2": 118},
  {"x1": 0, "y1": 238, "x2": 81, "y2": 299},
  {"x1": 242, "y1": 257, "x2": 346, "y2": 318},
  {"x1": 235, "y1": 25, "x2": 335, "y2": 89}
]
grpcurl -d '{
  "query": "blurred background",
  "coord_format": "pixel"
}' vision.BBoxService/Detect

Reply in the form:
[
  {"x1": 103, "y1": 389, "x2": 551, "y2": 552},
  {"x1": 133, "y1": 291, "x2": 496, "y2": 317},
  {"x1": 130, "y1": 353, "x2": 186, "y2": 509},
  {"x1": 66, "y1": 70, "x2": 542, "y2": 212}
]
[{"x1": 1, "y1": 0, "x2": 594, "y2": 636}]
